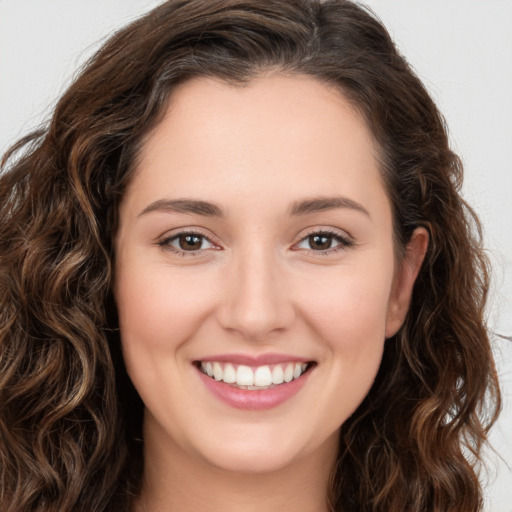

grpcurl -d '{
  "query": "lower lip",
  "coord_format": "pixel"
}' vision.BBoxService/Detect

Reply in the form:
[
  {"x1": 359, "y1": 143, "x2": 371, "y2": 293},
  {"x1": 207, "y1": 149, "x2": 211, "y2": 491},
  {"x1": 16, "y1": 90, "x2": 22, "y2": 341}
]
[{"x1": 196, "y1": 367, "x2": 312, "y2": 410}]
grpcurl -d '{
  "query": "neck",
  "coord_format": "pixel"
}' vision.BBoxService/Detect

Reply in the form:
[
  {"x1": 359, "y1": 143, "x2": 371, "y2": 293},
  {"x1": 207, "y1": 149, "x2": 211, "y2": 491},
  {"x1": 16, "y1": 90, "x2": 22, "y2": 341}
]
[{"x1": 135, "y1": 416, "x2": 338, "y2": 512}]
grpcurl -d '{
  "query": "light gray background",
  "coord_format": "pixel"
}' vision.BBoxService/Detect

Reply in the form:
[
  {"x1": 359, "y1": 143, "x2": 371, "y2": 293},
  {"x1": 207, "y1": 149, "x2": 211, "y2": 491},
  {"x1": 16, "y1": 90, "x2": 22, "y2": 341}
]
[{"x1": 0, "y1": 1, "x2": 510, "y2": 510}]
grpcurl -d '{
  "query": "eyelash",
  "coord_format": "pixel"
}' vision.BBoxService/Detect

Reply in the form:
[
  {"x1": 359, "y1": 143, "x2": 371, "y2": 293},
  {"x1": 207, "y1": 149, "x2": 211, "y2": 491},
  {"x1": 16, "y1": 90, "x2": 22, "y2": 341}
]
[
  {"x1": 293, "y1": 229, "x2": 354, "y2": 255},
  {"x1": 158, "y1": 229, "x2": 354, "y2": 257},
  {"x1": 158, "y1": 229, "x2": 219, "y2": 257}
]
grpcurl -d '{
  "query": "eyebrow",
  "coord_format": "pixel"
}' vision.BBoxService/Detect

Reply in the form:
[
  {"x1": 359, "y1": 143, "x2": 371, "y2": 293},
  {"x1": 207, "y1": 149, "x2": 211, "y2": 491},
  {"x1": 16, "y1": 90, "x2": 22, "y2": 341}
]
[
  {"x1": 138, "y1": 199, "x2": 224, "y2": 217},
  {"x1": 288, "y1": 196, "x2": 370, "y2": 217},
  {"x1": 138, "y1": 195, "x2": 370, "y2": 219}
]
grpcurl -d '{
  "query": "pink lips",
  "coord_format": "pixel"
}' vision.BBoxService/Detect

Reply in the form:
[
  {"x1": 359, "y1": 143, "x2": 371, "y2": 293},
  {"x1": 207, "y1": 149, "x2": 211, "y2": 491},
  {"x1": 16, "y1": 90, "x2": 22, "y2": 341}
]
[{"x1": 195, "y1": 353, "x2": 314, "y2": 410}]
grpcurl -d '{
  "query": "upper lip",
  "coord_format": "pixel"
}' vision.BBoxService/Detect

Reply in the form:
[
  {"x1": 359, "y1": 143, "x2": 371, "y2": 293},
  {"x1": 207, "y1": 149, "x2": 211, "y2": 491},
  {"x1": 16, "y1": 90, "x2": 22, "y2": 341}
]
[{"x1": 195, "y1": 353, "x2": 314, "y2": 366}]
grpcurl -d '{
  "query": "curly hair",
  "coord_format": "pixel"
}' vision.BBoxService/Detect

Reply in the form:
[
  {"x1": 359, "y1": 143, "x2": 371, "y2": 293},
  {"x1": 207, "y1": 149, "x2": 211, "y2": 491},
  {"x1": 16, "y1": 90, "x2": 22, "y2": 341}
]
[{"x1": 0, "y1": 1, "x2": 501, "y2": 511}]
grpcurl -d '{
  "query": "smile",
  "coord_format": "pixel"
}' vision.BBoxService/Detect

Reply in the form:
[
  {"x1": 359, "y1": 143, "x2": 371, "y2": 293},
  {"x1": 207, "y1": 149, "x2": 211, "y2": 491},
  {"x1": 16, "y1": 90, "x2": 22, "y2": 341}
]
[
  {"x1": 195, "y1": 357, "x2": 316, "y2": 410},
  {"x1": 198, "y1": 361, "x2": 310, "y2": 389}
]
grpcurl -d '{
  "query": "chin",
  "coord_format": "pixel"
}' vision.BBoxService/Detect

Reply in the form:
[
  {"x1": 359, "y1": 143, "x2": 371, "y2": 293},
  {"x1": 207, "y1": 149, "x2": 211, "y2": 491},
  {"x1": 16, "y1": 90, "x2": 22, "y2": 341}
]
[
  {"x1": 200, "y1": 440, "x2": 305, "y2": 475},
  {"x1": 188, "y1": 421, "x2": 338, "y2": 476}
]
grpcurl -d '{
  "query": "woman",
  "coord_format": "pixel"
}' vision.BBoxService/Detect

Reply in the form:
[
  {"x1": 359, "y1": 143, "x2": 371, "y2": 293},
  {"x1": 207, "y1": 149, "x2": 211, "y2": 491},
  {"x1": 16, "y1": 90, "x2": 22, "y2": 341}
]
[{"x1": 0, "y1": 1, "x2": 501, "y2": 511}]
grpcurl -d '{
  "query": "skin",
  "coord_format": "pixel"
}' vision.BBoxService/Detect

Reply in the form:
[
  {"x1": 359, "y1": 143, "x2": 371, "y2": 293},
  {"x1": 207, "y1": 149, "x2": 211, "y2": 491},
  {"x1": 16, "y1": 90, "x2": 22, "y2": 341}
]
[{"x1": 114, "y1": 74, "x2": 428, "y2": 512}]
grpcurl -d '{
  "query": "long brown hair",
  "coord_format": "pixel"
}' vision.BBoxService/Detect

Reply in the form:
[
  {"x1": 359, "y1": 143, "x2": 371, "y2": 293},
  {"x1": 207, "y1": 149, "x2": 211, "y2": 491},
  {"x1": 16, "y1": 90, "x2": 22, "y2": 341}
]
[{"x1": 0, "y1": 1, "x2": 501, "y2": 510}]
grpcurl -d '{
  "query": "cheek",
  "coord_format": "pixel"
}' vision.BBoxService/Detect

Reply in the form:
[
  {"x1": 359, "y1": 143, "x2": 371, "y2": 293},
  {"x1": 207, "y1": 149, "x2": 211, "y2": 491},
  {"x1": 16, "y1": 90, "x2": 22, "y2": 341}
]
[
  {"x1": 114, "y1": 265, "x2": 218, "y2": 419},
  {"x1": 293, "y1": 261, "x2": 393, "y2": 420},
  {"x1": 304, "y1": 284, "x2": 389, "y2": 381},
  {"x1": 116, "y1": 264, "x2": 217, "y2": 351},
  {"x1": 296, "y1": 261, "x2": 393, "y2": 347}
]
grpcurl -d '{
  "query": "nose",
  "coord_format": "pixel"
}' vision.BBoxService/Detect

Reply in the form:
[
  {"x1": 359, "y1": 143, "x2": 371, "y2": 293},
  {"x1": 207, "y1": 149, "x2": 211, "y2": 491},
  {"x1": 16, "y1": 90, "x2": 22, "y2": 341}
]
[{"x1": 217, "y1": 245, "x2": 295, "y2": 341}]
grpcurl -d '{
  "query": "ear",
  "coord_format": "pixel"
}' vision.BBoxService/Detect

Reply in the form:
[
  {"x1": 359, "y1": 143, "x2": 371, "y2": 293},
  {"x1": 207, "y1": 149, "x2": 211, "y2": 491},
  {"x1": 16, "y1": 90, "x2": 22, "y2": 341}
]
[{"x1": 385, "y1": 227, "x2": 429, "y2": 338}]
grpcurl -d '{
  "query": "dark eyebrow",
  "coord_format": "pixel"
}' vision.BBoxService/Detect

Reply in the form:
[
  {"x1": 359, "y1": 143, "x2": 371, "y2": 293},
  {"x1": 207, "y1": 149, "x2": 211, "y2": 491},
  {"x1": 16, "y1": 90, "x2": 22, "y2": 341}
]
[
  {"x1": 138, "y1": 199, "x2": 224, "y2": 217},
  {"x1": 288, "y1": 196, "x2": 370, "y2": 217},
  {"x1": 138, "y1": 196, "x2": 369, "y2": 219}
]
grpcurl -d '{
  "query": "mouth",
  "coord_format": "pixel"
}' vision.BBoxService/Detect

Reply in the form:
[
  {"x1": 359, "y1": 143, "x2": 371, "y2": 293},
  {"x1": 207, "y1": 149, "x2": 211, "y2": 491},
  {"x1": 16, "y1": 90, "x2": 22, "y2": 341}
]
[{"x1": 195, "y1": 360, "x2": 315, "y2": 390}]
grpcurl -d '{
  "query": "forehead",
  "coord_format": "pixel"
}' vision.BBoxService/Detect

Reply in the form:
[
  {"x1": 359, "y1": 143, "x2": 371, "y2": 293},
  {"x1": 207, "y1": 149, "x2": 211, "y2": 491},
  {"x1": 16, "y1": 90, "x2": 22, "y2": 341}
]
[{"x1": 126, "y1": 74, "x2": 389, "y2": 221}]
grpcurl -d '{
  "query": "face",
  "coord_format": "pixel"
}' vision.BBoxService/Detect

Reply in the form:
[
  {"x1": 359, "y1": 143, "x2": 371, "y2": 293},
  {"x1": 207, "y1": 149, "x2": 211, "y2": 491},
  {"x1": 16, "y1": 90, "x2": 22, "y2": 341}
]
[{"x1": 114, "y1": 75, "x2": 426, "y2": 475}]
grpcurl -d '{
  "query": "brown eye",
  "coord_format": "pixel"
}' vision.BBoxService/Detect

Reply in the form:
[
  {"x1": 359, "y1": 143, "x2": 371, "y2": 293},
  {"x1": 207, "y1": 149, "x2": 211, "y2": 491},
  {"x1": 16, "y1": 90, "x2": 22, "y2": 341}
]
[
  {"x1": 159, "y1": 232, "x2": 216, "y2": 254},
  {"x1": 178, "y1": 234, "x2": 204, "y2": 250},
  {"x1": 308, "y1": 234, "x2": 333, "y2": 251},
  {"x1": 294, "y1": 231, "x2": 353, "y2": 254}
]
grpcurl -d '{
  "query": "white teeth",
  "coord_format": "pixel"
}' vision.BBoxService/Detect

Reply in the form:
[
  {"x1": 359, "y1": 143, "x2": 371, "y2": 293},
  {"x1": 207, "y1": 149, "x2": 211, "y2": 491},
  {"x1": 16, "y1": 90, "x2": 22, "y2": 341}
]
[
  {"x1": 199, "y1": 361, "x2": 310, "y2": 388},
  {"x1": 272, "y1": 365, "x2": 284, "y2": 384},
  {"x1": 254, "y1": 366, "x2": 272, "y2": 386},
  {"x1": 213, "y1": 362, "x2": 223, "y2": 381},
  {"x1": 236, "y1": 365, "x2": 254, "y2": 386},
  {"x1": 283, "y1": 364, "x2": 294, "y2": 383},
  {"x1": 223, "y1": 363, "x2": 236, "y2": 384}
]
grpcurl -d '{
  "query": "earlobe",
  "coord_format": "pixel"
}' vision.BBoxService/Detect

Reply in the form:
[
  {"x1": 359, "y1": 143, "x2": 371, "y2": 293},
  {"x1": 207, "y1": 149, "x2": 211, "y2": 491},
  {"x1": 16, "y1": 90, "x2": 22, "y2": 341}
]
[{"x1": 385, "y1": 227, "x2": 429, "y2": 338}]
